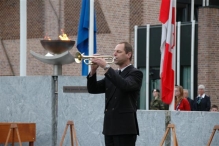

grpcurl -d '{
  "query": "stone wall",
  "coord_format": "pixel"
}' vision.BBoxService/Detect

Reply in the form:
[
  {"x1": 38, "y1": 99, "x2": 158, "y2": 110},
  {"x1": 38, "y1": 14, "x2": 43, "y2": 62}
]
[
  {"x1": 171, "y1": 111, "x2": 219, "y2": 146},
  {"x1": 1, "y1": 1, "x2": 219, "y2": 107},
  {"x1": 0, "y1": 76, "x2": 54, "y2": 146},
  {"x1": 0, "y1": 76, "x2": 219, "y2": 146}
]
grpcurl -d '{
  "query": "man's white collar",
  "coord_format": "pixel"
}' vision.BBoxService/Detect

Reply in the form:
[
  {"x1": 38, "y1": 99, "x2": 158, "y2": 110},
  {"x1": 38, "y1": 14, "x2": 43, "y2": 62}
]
[
  {"x1": 198, "y1": 94, "x2": 205, "y2": 98},
  {"x1": 118, "y1": 64, "x2": 132, "y2": 72}
]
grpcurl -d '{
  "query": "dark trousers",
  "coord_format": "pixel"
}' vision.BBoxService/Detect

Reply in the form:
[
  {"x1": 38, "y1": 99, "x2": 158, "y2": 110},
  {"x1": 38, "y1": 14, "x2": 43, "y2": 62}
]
[{"x1": 104, "y1": 134, "x2": 137, "y2": 146}]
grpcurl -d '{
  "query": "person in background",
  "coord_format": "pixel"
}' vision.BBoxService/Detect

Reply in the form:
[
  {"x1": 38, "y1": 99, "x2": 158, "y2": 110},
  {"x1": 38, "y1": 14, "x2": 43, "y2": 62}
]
[
  {"x1": 193, "y1": 85, "x2": 211, "y2": 111},
  {"x1": 150, "y1": 89, "x2": 165, "y2": 110},
  {"x1": 175, "y1": 85, "x2": 191, "y2": 111},
  {"x1": 183, "y1": 89, "x2": 193, "y2": 111},
  {"x1": 210, "y1": 105, "x2": 218, "y2": 112}
]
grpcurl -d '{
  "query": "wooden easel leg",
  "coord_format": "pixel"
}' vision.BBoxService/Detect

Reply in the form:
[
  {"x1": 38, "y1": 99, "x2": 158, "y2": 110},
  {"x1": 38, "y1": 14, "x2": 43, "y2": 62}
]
[
  {"x1": 172, "y1": 128, "x2": 175, "y2": 146},
  {"x1": 68, "y1": 121, "x2": 78, "y2": 146},
  {"x1": 207, "y1": 129, "x2": 216, "y2": 146},
  {"x1": 70, "y1": 124, "x2": 74, "y2": 146},
  {"x1": 4, "y1": 129, "x2": 12, "y2": 146},
  {"x1": 59, "y1": 124, "x2": 69, "y2": 146},
  {"x1": 172, "y1": 127, "x2": 178, "y2": 146},
  {"x1": 160, "y1": 124, "x2": 179, "y2": 146},
  {"x1": 60, "y1": 121, "x2": 78, "y2": 146},
  {"x1": 207, "y1": 125, "x2": 219, "y2": 146},
  {"x1": 160, "y1": 128, "x2": 170, "y2": 146},
  {"x1": 175, "y1": 132, "x2": 179, "y2": 146},
  {"x1": 4, "y1": 124, "x2": 22, "y2": 146},
  {"x1": 15, "y1": 127, "x2": 22, "y2": 146},
  {"x1": 73, "y1": 126, "x2": 78, "y2": 146},
  {"x1": 12, "y1": 128, "x2": 14, "y2": 146}
]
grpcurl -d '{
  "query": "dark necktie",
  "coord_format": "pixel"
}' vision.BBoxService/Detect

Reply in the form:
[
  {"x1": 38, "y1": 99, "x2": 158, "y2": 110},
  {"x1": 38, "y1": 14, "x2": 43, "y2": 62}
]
[
  {"x1": 119, "y1": 70, "x2": 122, "y2": 75},
  {"x1": 197, "y1": 97, "x2": 201, "y2": 104}
]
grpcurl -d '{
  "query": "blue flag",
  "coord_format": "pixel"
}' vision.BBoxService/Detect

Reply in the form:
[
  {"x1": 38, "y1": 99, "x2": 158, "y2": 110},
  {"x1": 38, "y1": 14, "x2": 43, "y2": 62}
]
[{"x1": 77, "y1": 0, "x2": 97, "y2": 76}]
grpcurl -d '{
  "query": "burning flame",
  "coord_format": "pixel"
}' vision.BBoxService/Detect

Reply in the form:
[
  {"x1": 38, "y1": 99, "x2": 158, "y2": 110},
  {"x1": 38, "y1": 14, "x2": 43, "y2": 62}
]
[
  {"x1": 44, "y1": 29, "x2": 70, "y2": 40},
  {"x1": 59, "y1": 29, "x2": 70, "y2": 40},
  {"x1": 44, "y1": 34, "x2": 51, "y2": 40}
]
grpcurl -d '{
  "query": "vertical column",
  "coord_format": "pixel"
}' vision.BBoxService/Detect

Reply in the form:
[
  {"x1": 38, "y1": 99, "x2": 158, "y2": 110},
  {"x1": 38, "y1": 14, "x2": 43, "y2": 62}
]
[
  {"x1": 203, "y1": 0, "x2": 206, "y2": 6},
  {"x1": 52, "y1": 76, "x2": 58, "y2": 146},
  {"x1": 191, "y1": 0, "x2": 194, "y2": 21},
  {"x1": 191, "y1": 20, "x2": 195, "y2": 99},
  {"x1": 134, "y1": 25, "x2": 138, "y2": 68},
  {"x1": 176, "y1": 22, "x2": 181, "y2": 85},
  {"x1": 89, "y1": 0, "x2": 94, "y2": 73},
  {"x1": 146, "y1": 24, "x2": 150, "y2": 110},
  {"x1": 20, "y1": 0, "x2": 27, "y2": 76}
]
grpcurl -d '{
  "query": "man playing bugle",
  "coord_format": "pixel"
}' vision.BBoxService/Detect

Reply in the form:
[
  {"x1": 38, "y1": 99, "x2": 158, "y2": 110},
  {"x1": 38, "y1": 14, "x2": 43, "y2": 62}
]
[{"x1": 87, "y1": 42, "x2": 143, "y2": 146}]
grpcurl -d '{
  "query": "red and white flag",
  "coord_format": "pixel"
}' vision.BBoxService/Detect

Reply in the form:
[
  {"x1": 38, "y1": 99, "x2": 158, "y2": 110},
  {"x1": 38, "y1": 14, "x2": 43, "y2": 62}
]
[{"x1": 159, "y1": 0, "x2": 176, "y2": 104}]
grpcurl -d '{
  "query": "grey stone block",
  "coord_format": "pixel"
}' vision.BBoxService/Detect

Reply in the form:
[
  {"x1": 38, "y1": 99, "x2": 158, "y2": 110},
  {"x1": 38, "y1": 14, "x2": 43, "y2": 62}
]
[
  {"x1": 57, "y1": 76, "x2": 105, "y2": 146},
  {"x1": 170, "y1": 111, "x2": 219, "y2": 146},
  {"x1": 1, "y1": 76, "x2": 219, "y2": 146},
  {"x1": 136, "y1": 110, "x2": 167, "y2": 146},
  {"x1": 0, "y1": 76, "x2": 53, "y2": 146}
]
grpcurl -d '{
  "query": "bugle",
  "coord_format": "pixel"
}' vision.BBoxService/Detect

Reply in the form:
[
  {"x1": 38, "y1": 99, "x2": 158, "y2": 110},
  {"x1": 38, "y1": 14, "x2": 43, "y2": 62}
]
[{"x1": 74, "y1": 52, "x2": 114, "y2": 65}]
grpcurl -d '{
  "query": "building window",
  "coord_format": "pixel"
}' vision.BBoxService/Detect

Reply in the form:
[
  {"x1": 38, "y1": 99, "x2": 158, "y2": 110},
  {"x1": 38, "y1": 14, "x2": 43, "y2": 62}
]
[
  {"x1": 181, "y1": 66, "x2": 191, "y2": 98},
  {"x1": 177, "y1": 1, "x2": 200, "y2": 22}
]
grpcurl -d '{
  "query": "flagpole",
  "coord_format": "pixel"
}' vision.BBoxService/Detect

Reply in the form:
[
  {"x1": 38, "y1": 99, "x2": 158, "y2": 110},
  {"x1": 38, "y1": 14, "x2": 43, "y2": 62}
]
[
  {"x1": 206, "y1": 0, "x2": 209, "y2": 6},
  {"x1": 191, "y1": 0, "x2": 194, "y2": 22},
  {"x1": 191, "y1": 20, "x2": 195, "y2": 100},
  {"x1": 20, "y1": 0, "x2": 27, "y2": 76},
  {"x1": 203, "y1": 0, "x2": 206, "y2": 6},
  {"x1": 134, "y1": 25, "x2": 138, "y2": 68},
  {"x1": 89, "y1": 0, "x2": 94, "y2": 73},
  {"x1": 169, "y1": 0, "x2": 176, "y2": 111},
  {"x1": 191, "y1": 0, "x2": 195, "y2": 100},
  {"x1": 159, "y1": 0, "x2": 176, "y2": 109},
  {"x1": 146, "y1": 24, "x2": 150, "y2": 110},
  {"x1": 177, "y1": 22, "x2": 181, "y2": 85}
]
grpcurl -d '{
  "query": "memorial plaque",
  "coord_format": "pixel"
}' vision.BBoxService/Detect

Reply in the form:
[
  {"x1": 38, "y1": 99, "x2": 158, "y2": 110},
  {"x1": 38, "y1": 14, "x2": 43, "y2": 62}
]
[{"x1": 63, "y1": 86, "x2": 88, "y2": 93}]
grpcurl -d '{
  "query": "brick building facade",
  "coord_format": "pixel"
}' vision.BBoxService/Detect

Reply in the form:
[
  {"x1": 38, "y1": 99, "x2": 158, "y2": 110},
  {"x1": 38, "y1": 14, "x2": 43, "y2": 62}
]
[
  {"x1": 198, "y1": 7, "x2": 219, "y2": 106},
  {"x1": 0, "y1": 0, "x2": 218, "y2": 107},
  {"x1": 0, "y1": 0, "x2": 162, "y2": 76}
]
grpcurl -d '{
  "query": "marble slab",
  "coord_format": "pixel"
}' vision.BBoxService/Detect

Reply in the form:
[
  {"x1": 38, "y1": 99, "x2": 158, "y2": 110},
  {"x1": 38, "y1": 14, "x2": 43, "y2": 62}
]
[
  {"x1": 171, "y1": 111, "x2": 219, "y2": 146},
  {"x1": 0, "y1": 76, "x2": 53, "y2": 146}
]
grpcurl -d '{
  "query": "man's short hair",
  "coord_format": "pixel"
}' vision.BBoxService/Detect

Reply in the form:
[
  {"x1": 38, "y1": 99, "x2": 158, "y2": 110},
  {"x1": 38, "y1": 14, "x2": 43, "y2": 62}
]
[
  {"x1": 152, "y1": 89, "x2": 160, "y2": 93},
  {"x1": 119, "y1": 42, "x2": 133, "y2": 61},
  {"x1": 211, "y1": 105, "x2": 218, "y2": 110},
  {"x1": 198, "y1": 84, "x2": 205, "y2": 90}
]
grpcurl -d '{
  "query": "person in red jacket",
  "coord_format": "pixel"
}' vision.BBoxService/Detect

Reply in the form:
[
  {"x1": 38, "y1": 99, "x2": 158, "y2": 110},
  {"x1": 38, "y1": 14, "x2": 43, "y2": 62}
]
[{"x1": 175, "y1": 85, "x2": 191, "y2": 111}]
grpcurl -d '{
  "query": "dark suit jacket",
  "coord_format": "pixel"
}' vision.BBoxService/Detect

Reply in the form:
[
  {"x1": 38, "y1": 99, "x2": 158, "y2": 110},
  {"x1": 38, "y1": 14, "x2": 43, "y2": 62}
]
[
  {"x1": 193, "y1": 95, "x2": 211, "y2": 111},
  {"x1": 186, "y1": 97, "x2": 193, "y2": 111},
  {"x1": 87, "y1": 65, "x2": 143, "y2": 135}
]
